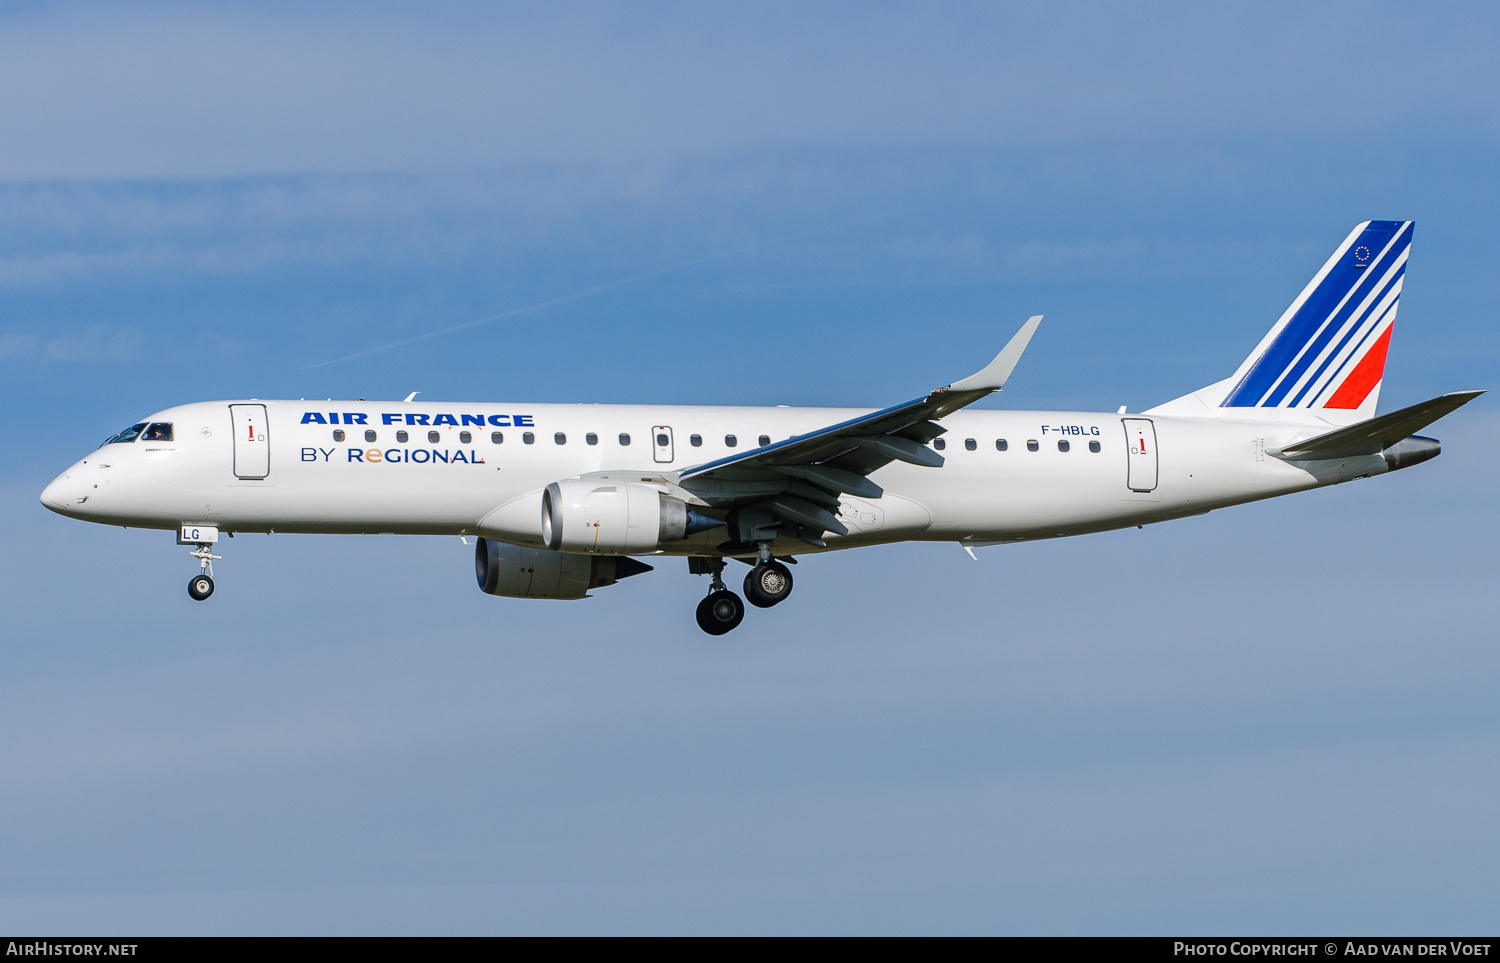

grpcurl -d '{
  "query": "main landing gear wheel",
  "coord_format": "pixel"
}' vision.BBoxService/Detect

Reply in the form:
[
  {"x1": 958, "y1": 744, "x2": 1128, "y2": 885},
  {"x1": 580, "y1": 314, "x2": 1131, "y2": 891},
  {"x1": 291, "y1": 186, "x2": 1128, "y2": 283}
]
[
  {"x1": 744, "y1": 560, "x2": 793, "y2": 608},
  {"x1": 188, "y1": 574, "x2": 215, "y2": 601},
  {"x1": 696, "y1": 590, "x2": 745, "y2": 635}
]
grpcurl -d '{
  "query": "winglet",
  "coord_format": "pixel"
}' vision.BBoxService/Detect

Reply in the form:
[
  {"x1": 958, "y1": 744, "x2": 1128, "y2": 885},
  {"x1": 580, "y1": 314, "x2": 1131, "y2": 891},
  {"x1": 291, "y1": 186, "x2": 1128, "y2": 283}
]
[{"x1": 943, "y1": 315, "x2": 1043, "y2": 392}]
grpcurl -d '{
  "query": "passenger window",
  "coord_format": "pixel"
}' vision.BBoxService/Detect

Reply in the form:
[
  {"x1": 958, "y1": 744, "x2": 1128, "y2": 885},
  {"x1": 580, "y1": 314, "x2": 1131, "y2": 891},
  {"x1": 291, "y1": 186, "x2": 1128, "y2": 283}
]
[
  {"x1": 523, "y1": 432, "x2": 535, "y2": 445},
  {"x1": 1058, "y1": 440, "x2": 1070, "y2": 452},
  {"x1": 555, "y1": 432, "x2": 566, "y2": 445},
  {"x1": 964, "y1": 438, "x2": 976, "y2": 451},
  {"x1": 933, "y1": 438, "x2": 946, "y2": 450},
  {"x1": 656, "y1": 433, "x2": 669, "y2": 447},
  {"x1": 1027, "y1": 439, "x2": 1039, "y2": 451},
  {"x1": 1089, "y1": 440, "x2": 1101, "y2": 453},
  {"x1": 397, "y1": 430, "x2": 410, "y2": 443},
  {"x1": 427, "y1": 430, "x2": 440, "y2": 444},
  {"x1": 586, "y1": 433, "x2": 598, "y2": 446},
  {"x1": 619, "y1": 433, "x2": 631, "y2": 446},
  {"x1": 996, "y1": 439, "x2": 1008, "y2": 451},
  {"x1": 333, "y1": 429, "x2": 345, "y2": 442},
  {"x1": 490, "y1": 431, "x2": 503, "y2": 444},
  {"x1": 459, "y1": 431, "x2": 472, "y2": 443},
  {"x1": 690, "y1": 434, "x2": 702, "y2": 447},
  {"x1": 106, "y1": 423, "x2": 148, "y2": 445},
  {"x1": 364, "y1": 429, "x2": 377, "y2": 442},
  {"x1": 725, "y1": 434, "x2": 737, "y2": 447},
  {"x1": 758, "y1": 435, "x2": 770, "y2": 446},
  {"x1": 142, "y1": 422, "x2": 173, "y2": 442}
]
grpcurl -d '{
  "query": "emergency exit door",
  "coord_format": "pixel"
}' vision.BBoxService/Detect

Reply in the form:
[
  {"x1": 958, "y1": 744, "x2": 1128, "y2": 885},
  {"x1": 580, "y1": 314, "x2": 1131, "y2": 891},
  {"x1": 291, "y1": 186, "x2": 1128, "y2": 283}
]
[
  {"x1": 230, "y1": 404, "x2": 270, "y2": 479},
  {"x1": 1122, "y1": 418, "x2": 1157, "y2": 492},
  {"x1": 652, "y1": 426, "x2": 674, "y2": 464}
]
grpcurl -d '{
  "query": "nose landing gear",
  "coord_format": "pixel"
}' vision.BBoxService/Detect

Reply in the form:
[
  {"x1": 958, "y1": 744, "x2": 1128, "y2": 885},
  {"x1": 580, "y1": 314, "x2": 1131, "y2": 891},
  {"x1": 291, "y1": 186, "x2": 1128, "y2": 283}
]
[{"x1": 183, "y1": 530, "x2": 221, "y2": 602}]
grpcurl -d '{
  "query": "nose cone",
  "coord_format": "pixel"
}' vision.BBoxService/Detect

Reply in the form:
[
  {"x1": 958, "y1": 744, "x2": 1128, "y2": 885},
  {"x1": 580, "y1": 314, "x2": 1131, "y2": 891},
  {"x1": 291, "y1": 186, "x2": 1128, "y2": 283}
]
[{"x1": 40, "y1": 468, "x2": 86, "y2": 516}]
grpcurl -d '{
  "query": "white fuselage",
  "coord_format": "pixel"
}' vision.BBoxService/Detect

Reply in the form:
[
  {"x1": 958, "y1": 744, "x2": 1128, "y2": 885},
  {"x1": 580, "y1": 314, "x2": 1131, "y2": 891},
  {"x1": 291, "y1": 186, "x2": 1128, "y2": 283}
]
[{"x1": 39, "y1": 399, "x2": 1387, "y2": 555}]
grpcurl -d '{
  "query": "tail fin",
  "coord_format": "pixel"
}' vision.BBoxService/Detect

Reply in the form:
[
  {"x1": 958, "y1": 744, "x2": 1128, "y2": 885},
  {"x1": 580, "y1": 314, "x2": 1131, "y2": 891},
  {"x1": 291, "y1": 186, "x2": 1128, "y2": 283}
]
[{"x1": 1150, "y1": 221, "x2": 1412, "y2": 423}]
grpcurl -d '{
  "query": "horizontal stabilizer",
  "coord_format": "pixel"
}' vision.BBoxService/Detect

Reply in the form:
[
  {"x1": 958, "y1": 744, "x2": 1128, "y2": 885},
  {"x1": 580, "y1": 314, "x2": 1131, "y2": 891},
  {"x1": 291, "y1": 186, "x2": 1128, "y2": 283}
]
[{"x1": 1277, "y1": 390, "x2": 1484, "y2": 460}]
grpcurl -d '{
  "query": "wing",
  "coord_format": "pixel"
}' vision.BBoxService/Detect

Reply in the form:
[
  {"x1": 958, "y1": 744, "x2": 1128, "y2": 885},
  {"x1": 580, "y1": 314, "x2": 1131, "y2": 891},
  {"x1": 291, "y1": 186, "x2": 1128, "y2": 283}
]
[{"x1": 678, "y1": 316, "x2": 1042, "y2": 548}]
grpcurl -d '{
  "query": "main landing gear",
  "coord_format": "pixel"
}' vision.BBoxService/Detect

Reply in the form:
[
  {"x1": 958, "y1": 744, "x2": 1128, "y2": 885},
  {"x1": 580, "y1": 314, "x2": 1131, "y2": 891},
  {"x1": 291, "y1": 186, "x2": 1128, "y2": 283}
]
[
  {"x1": 744, "y1": 559, "x2": 793, "y2": 608},
  {"x1": 696, "y1": 589, "x2": 744, "y2": 635},
  {"x1": 695, "y1": 558, "x2": 744, "y2": 635},
  {"x1": 693, "y1": 545, "x2": 795, "y2": 635}
]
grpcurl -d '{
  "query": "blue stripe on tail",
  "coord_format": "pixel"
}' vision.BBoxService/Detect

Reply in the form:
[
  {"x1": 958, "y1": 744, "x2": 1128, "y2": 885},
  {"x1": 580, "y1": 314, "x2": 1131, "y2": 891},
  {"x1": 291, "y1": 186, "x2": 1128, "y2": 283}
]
[
  {"x1": 1222, "y1": 220, "x2": 1410, "y2": 407},
  {"x1": 1286, "y1": 263, "x2": 1404, "y2": 407}
]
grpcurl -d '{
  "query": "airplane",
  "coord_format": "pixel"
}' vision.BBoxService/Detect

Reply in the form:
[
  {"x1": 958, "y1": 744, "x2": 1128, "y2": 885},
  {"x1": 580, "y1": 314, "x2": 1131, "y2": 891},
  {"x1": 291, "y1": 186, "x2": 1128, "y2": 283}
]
[{"x1": 39, "y1": 220, "x2": 1482, "y2": 634}]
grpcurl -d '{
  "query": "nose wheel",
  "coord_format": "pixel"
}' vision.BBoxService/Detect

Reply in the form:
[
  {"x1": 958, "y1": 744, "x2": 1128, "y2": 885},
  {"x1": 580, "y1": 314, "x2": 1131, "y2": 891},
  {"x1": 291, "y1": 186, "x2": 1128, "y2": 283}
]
[{"x1": 186, "y1": 539, "x2": 221, "y2": 602}]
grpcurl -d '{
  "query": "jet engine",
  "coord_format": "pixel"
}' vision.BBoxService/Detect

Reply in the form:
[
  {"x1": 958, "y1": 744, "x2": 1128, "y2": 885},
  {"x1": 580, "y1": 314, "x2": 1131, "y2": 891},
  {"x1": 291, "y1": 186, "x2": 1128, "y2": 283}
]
[
  {"x1": 541, "y1": 479, "x2": 722, "y2": 554},
  {"x1": 474, "y1": 537, "x2": 652, "y2": 600},
  {"x1": 1382, "y1": 434, "x2": 1441, "y2": 471}
]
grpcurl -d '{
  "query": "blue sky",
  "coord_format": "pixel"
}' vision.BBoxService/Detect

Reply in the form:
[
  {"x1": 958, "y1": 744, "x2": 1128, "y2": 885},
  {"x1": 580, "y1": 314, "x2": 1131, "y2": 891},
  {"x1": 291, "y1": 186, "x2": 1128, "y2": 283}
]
[{"x1": 1, "y1": 2, "x2": 1497, "y2": 934}]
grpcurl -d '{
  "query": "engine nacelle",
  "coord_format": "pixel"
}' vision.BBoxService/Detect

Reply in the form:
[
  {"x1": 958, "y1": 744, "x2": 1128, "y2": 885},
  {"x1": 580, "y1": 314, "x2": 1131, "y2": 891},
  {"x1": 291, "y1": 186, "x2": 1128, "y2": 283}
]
[
  {"x1": 541, "y1": 479, "x2": 720, "y2": 554},
  {"x1": 1382, "y1": 434, "x2": 1441, "y2": 471},
  {"x1": 474, "y1": 538, "x2": 651, "y2": 600}
]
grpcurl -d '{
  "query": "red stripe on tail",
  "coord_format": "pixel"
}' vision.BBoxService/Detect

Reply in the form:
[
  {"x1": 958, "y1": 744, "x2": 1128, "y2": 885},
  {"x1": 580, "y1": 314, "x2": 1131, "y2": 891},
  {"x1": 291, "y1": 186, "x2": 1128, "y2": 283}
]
[{"x1": 1324, "y1": 325, "x2": 1392, "y2": 409}]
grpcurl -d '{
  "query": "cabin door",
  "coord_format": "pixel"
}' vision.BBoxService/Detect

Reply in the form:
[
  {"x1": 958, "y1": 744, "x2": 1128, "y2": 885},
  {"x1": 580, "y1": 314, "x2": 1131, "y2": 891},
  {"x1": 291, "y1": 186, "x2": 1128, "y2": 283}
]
[
  {"x1": 1122, "y1": 418, "x2": 1157, "y2": 492},
  {"x1": 230, "y1": 404, "x2": 270, "y2": 479}
]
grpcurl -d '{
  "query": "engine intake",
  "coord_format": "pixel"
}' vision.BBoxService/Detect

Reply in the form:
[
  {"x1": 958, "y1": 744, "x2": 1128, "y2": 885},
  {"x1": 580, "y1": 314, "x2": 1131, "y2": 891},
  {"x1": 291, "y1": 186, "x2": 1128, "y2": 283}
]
[
  {"x1": 474, "y1": 537, "x2": 652, "y2": 600},
  {"x1": 541, "y1": 479, "x2": 722, "y2": 554}
]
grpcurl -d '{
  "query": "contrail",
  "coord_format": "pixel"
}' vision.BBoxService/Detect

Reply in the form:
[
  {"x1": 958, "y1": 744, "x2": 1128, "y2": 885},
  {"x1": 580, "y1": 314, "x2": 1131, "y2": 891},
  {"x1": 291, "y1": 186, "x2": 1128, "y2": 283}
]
[
  {"x1": 303, "y1": 208, "x2": 926, "y2": 370},
  {"x1": 303, "y1": 254, "x2": 724, "y2": 369}
]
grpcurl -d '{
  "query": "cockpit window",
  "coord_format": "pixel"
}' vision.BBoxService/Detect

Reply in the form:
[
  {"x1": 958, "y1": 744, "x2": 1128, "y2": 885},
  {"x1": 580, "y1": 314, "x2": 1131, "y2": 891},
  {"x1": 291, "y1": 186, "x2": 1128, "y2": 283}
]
[
  {"x1": 104, "y1": 423, "x2": 148, "y2": 445},
  {"x1": 142, "y1": 423, "x2": 173, "y2": 442}
]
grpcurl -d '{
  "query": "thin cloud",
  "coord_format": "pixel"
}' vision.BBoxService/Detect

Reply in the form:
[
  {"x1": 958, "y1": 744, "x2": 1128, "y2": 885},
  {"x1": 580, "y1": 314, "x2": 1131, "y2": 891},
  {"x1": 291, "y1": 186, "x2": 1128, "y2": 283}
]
[
  {"x1": 0, "y1": 333, "x2": 37, "y2": 359},
  {"x1": 40, "y1": 326, "x2": 145, "y2": 364},
  {"x1": 303, "y1": 205, "x2": 924, "y2": 368},
  {"x1": 0, "y1": 324, "x2": 246, "y2": 365},
  {"x1": 302, "y1": 255, "x2": 726, "y2": 369}
]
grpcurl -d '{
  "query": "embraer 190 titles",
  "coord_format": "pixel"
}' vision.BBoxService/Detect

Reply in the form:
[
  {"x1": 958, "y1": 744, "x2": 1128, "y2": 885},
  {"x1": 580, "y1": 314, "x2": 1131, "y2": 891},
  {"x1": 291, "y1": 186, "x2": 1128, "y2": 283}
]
[{"x1": 41, "y1": 221, "x2": 1482, "y2": 634}]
